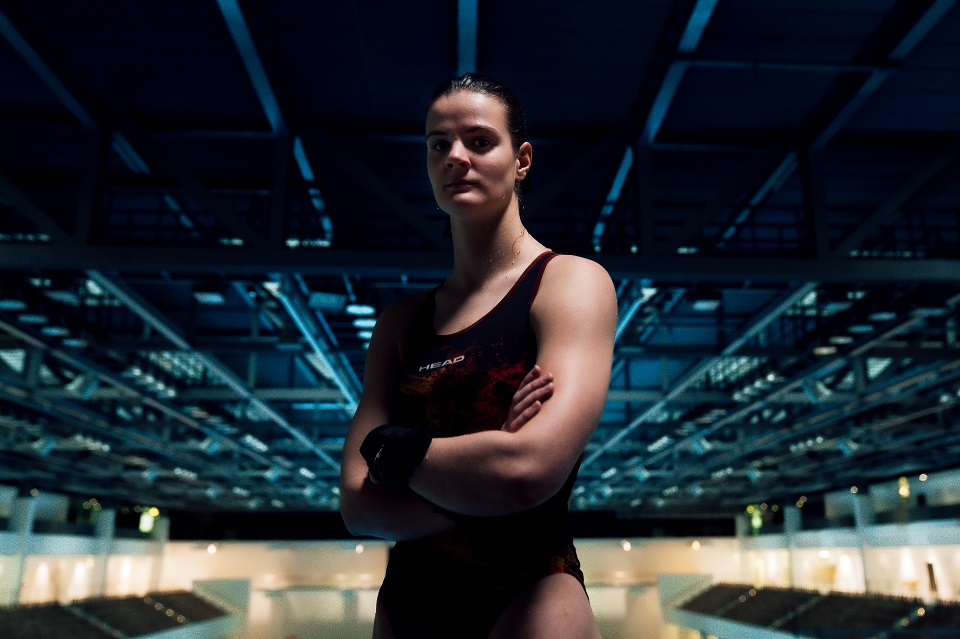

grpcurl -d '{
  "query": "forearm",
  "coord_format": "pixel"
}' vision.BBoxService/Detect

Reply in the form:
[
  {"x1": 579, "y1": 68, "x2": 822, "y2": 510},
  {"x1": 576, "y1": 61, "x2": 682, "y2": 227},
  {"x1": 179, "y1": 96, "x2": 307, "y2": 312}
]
[
  {"x1": 340, "y1": 475, "x2": 456, "y2": 541},
  {"x1": 408, "y1": 429, "x2": 550, "y2": 517}
]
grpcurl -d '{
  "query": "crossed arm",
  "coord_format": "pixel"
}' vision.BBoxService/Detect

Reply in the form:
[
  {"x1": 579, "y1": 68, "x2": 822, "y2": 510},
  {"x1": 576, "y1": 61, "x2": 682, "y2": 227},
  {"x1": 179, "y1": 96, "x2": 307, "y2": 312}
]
[{"x1": 339, "y1": 256, "x2": 617, "y2": 539}]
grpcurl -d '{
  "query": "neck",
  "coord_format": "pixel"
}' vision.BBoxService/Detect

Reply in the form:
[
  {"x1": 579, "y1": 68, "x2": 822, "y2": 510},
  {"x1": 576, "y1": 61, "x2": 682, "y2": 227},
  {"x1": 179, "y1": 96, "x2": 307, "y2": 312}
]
[{"x1": 447, "y1": 205, "x2": 536, "y2": 290}]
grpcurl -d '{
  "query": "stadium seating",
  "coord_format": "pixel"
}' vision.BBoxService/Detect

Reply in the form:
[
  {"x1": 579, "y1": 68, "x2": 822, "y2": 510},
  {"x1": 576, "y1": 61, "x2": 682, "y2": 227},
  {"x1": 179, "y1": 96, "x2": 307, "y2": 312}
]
[
  {"x1": 679, "y1": 583, "x2": 951, "y2": 638},
  {"x1": 0, "y1": 590, "x2": 227, "y2": 638}
]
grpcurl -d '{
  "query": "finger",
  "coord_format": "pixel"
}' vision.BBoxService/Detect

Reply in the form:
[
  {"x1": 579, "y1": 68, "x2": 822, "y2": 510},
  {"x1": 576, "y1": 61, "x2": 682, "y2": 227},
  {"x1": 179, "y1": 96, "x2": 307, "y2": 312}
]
[
  {"x1": 511, "y1": 382, "x2": 553, "y2": 418},
  {"x1": 511, "y1": 371, "x2": 554, "y2": 405},
  {"x1": 507, "y1": 381, "x2": 553, "y2": 424},
  {"x1": 503, "y1": 400, "x2": 541, "y2": 432},
  {"x1": 511, "y1": 367, "x2": 542, "y2": 402}
]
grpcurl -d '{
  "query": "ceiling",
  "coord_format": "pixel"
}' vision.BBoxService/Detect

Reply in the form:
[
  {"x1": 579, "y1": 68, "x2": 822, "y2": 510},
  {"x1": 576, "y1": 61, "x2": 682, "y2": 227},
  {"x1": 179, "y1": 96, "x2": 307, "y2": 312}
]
[{"x1": 0, "y1": 0, "x2": 959, "y2": 526}]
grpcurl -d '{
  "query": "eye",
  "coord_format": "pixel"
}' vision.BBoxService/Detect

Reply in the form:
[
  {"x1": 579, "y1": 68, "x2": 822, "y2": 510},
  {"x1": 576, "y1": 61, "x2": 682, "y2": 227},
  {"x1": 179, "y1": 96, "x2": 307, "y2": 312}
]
[
  {"x1": 428, "y1": 139, "x2": 450, "y2": 152},
  {"x1": 471, "y1": 138, "x2": 492, "y2": 149}
]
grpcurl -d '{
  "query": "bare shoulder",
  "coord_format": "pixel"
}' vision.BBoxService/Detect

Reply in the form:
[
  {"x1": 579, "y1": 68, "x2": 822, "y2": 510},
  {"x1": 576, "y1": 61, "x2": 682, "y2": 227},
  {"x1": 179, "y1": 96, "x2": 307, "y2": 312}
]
[
  {"x1": 539, "y1": 254, "x2": 616, "y2": 304},
  {"x1": 533, "y1": 254, "x2": 617, "y2": 329},
  {"x1": 364, "y1": 291, "x2": 430, "y2": 361},
  {"x1": 378, "y1": 291, "x2": 428, "y2": 323}
]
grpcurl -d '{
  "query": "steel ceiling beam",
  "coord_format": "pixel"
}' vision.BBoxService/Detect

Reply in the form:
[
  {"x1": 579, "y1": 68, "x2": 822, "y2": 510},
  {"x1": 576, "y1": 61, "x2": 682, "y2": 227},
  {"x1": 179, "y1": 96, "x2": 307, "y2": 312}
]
[
  {"x1": 611, "y1": 315, "x2": 933, "y2": 492},
  {"x1": 0, "y1": 244, "x2": 958, "y2": 284},
  {"x1": 456, "y1": 0, "x2": 479, "y2": 75},
  {"x1": 592, "y1": 0, "x2": 720, "y2": 250},
  {"x1": 664, "y1": 0, "x2": 956, "y2": 254},
  {"x1": 0, "y1": 170, "x2": 72, "y2": 242},
  {"x1": 0, "y1": 7, "x2": 265, "y2": 247},
  {"x1": 661, "y1": 359, "x2": 960, "y2": 496},
  {"x1": 582, "y1": 282, "x2": 817, "y2": 471},
  {"x1": 0, "y1": 9, "x2": 96, "y2": 129},
  {"x1": 85, "y1": 270, "x2": 342, "y2": 476},
  {"x1": 830, "y1": 142, "x2": 959, "y2": 257},
  {"x1": 274, "y1": 275, "x2": 360, "y2": 415},
  {"x1": 216, "y1": 0, "x2": 286, "y2": 135}
]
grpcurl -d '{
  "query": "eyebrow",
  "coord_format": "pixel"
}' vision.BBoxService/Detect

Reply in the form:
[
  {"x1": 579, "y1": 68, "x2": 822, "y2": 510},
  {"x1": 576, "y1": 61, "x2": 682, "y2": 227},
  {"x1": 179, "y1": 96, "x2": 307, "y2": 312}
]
[{"x1": 425, "y1": 124, "x2": 498, "y2": 140}]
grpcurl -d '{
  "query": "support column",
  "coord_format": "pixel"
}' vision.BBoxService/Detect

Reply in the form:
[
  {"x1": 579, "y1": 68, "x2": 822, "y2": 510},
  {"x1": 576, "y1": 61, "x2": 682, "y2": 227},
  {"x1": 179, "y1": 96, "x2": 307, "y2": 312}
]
[
  {"x1": 91, "y1": 508, "x2": 116, "y2": 597},
  {"x1": 783, "y1": 505, "x2": 802, "y2": 589},
  {"x1": 734, "y1": 514, "x2": 751, "y2": 583},
  {"x1": 0, "y1": 495, "x2": 37, "y2": 605},
  {"x1": 148, "y1": 516, "x2": 170, "y2": 593},
  {"x1": 852, "y1": 491, "x2": 875, "y2": 593}
]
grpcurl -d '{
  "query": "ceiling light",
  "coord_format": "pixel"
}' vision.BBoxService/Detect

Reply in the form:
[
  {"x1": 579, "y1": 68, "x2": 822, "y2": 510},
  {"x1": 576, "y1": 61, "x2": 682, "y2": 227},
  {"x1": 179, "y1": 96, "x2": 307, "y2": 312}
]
[
  {"x1": 690, "y1": 296, "x2": 721, "y2": 313},
  {"x1": 308, "y1": 291, "x2": 347, "y2": 312},
  {"x1": 813, "y1": 345, "x2": 837, "y2": 356},
  {"x1": 241, "y1": 434, "x2": 268, "y2": 452},
  {"x1": 17, "y1": 313, "x2": 48, "y2": 324},
  {"x1": 0, "y1": 299, "x2": 28, "y2": 311},
  {"x1": 868, "y1": 311, "x2": 897, "y2": 322},
  {"x1": 62, "y1": 337, "x2": 89, "y2": 349},
  {"x1": 357, "y1": 330, "x2": 373, "y2": 340},
  {"x1": 40, "y1": 326, "x2": 70, "y2": 337},
  {"x1": 345, "y1": 303, "x2": 375, "y2": 316},
  {"x1": 828, "y1": 335, "x2": 853, "y2": 345},
  {"x1": 192, "y1": 286, "x2": 227, "y2": 305},
  {"x1": 353, "y1": 317, "x2": 377, "y2": 329},
  {"x1": 911, "y1": 307, "x2": 947, "y2": 318}
]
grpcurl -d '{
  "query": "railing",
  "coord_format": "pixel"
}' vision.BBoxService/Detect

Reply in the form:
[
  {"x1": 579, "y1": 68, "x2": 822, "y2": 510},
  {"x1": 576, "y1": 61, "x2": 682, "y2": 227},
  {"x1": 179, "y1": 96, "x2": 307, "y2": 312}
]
[
  {"x1": 32, "y1": 520, "x2": 96, "y2": 536},
  {"x1": 755, "y1": 503, "x2": 960, "y2": 535},
  {"x1": 799, "y1": 515, "x2": 855, "y2": 531},
  {"x1": 112, "y1": 527, "x2": 154, "y2": 540},
  {"x1": 874, "y1": 503, "x2": 960, "y2": 525}
]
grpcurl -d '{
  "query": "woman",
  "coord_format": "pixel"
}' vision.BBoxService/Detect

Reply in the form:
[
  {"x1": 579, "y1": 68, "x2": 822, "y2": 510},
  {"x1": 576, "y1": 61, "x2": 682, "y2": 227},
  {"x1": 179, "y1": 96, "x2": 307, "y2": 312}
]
[{"x1": 340, "y1": 74, "x2": 616, "y2": 638}]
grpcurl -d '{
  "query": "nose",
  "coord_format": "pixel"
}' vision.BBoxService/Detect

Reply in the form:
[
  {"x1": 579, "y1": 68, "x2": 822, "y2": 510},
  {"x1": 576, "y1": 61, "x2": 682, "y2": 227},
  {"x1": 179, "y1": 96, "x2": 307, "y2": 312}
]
[{"x1": 446, "y1": 140, "x2": 469, "y2": 168}]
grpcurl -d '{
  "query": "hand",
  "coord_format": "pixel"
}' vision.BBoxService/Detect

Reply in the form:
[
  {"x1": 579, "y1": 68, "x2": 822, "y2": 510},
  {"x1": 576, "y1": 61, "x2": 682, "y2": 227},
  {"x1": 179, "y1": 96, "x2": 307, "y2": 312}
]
[
  {"x1": 359, "y1": 424, "x2": 433, "y2": 488},
  {"x1": 501, "y1": 365, "x2": 554, "y2": 432}
]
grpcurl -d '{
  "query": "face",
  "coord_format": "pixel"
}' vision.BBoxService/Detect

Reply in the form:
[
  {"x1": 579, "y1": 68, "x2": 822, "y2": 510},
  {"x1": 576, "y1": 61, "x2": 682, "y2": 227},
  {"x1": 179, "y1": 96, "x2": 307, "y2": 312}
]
[{"x1": 425, "y1": 90, "x2": 531, "y2": 216}]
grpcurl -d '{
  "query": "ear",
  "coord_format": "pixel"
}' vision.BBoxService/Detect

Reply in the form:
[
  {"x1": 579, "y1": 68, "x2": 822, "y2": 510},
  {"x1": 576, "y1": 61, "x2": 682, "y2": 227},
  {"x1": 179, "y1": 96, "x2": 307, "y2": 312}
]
[{"x1": 515, "y1": 141, "x2": 532, "y2": 181}]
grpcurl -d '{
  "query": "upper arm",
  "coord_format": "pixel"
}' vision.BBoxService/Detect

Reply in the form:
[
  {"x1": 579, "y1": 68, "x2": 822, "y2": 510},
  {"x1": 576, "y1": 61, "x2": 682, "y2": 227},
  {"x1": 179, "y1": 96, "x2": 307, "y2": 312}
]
[
  {"x1": 339, "y1": 296, "x2": 417, "y2": 496},
  {"x1": 513, "y1": 256, "x2": 617, "y2": 497}
]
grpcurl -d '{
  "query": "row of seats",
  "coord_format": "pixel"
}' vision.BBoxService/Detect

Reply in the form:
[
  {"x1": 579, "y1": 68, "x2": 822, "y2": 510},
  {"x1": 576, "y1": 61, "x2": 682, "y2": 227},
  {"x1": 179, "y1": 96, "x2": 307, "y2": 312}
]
[
  {"x1": 0, "y1": 590, "x2": 226, "y2": 638},
  {"x1": 681, "y1": 583, "x2": 960, "y2": 637},
  {"x1": 146, "y1": 590, "x2": 227, "y2": 622},
  {"x1": 0, "y1": 602, "x2": 115, "y2": 639},
  {"x1": 888, "y1": 602, "x2": 960, "y2": 638},
  {"x1": 74, "y1": 595, "x2": 183, "y2": 635}
]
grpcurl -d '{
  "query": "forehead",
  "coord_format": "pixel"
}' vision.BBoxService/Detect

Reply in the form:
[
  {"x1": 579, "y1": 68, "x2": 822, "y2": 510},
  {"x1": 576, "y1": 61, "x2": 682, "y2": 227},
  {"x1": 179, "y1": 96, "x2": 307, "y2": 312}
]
[{"x1": 425, "y1": 90, "x2": 509, "y2": 132}]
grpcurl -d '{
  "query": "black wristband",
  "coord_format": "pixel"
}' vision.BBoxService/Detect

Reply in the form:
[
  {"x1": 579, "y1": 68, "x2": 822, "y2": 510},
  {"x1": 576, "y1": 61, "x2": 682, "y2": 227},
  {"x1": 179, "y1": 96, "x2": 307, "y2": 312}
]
[{"x1": 359, "y1": 424, "x2": 432, "y2": 488}]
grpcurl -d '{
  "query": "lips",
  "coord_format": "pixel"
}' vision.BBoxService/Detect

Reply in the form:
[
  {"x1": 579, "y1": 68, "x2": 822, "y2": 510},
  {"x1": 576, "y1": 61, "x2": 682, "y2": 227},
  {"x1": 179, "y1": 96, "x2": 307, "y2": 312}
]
[{"x1": 446, "y1": 180, "x2": 477, "y2": 189}]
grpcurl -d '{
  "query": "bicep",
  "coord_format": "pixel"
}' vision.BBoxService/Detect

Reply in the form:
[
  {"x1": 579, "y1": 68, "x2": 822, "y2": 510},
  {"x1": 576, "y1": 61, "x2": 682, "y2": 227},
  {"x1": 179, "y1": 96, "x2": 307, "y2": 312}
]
[{"x1": 515, "y1": 259, "x2": 617, "y2": 487}]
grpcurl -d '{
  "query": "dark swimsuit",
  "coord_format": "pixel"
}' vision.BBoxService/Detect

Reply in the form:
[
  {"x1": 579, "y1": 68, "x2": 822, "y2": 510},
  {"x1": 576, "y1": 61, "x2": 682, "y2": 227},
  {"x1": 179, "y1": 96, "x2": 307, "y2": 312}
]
[{"x1": 378, "y1": 251, "x2": 585, "y2": 638}]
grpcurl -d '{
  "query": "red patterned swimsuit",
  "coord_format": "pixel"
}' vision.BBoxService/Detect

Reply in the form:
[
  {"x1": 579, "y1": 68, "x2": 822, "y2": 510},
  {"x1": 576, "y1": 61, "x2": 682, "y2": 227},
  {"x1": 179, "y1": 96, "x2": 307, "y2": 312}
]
[{"x1": 379, "y1": 251, "x2": 585, "y2": 638}]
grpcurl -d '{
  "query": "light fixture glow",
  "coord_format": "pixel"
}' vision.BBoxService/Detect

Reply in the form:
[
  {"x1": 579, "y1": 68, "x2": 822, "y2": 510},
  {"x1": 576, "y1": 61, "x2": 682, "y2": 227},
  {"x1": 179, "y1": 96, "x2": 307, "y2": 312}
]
[
  {"x1": 0, "y1": 299, "x2": 28, "y2": 311},
  {"x1": 345, "y1": 303, "x2": 375, "y2": 316}
]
